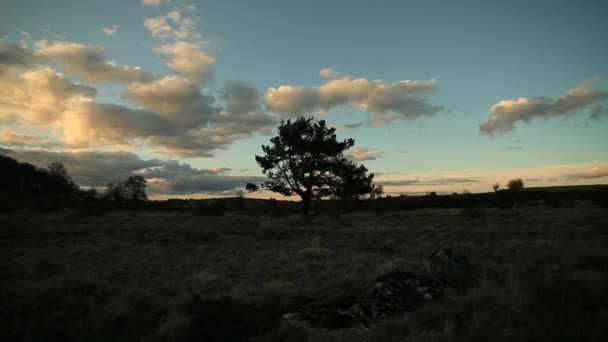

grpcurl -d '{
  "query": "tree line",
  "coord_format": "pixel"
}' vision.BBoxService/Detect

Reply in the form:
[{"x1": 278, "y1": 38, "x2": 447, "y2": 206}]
[{"x1": 0, "y1": 154, "x2": 147, "y2": 201}]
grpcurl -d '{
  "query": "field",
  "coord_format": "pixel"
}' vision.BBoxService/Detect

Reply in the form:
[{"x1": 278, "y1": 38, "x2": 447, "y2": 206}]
[{"x1": 1, "y1": 204, "x2": 608, "y2": 341}]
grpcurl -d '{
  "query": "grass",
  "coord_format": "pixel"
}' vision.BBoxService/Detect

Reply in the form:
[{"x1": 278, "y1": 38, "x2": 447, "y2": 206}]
[{"x1": 1, "y1": 206, "x2": 607, "y2": 341}]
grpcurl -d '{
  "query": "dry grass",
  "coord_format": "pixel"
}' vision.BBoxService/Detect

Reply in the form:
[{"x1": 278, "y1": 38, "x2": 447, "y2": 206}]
[{"x1": 1, "y1": 207, "x2": 607, "y2": 341}]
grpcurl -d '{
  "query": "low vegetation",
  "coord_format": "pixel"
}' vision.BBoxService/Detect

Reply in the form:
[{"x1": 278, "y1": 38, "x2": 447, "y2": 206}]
[{"x1": 1, "y1": 202, "x2": 607, "y2": 341}]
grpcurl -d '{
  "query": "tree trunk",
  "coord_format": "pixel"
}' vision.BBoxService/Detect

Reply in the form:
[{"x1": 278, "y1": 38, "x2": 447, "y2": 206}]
[{"x1": 302, "y1": 194, "x2": 310, "y2": 217}]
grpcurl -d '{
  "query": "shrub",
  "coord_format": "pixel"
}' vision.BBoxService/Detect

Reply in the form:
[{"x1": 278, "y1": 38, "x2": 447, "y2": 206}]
[{"x1": 507, "y1": 178, "x2": 524, "y2": 191}]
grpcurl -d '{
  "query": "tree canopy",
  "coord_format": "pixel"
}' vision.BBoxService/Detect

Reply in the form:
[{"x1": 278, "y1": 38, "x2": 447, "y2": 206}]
[{"x1": 254, "y1": 117, "x2": 375, "y2": 214}]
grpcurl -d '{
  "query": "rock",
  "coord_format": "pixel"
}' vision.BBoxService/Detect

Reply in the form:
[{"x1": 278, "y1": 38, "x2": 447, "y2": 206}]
[{"x1": 283, "y1": 271, "x2": 448, "y2": 331}]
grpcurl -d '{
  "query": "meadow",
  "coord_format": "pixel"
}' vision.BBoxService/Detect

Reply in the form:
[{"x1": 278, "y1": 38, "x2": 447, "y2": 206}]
[{"x1": 1, "y1": 202, "x2": 608, "y2": 341}]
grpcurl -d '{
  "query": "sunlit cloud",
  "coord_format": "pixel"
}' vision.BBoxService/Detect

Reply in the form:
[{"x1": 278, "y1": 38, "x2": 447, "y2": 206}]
[
  {"x1": 35, "y1": 40, "x2": 150, "y2": 83},
  {"x1": 265, "y1": 70, "x2": 442, "y2": 123},
  {"x1": 345, "y1": 147, "x2": 384, "y2": 161},
  {"x1": 144, "y1": 8, "x2": 201, "y2": 42},
  {"x1": 141, "y1": 0, "x2": 170, "y2": 6},
  {"x1": 480, "y1": 79, "x2": 608, "y2": 135},
  {"x1": 155, "y1": 42, "x2": 214, "y2": 83},
  {"x1": 100, "y1": 25, "x2": 118, "y2": 36}
]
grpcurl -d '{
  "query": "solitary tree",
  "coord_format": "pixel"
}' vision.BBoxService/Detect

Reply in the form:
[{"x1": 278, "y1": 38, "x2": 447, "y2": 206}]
[
  {"x1": 254, "y1": 117, "x2": 375, "y2": 215},
  {"x1": 506, "y1": 178, "x2": 524, "y2": 191},
  {"x1": 492, "y1": 183, "x2": 500, "y2": 192}
]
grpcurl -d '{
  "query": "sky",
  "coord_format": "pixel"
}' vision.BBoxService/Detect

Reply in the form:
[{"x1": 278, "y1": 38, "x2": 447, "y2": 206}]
[{"x1": 1, "y1": 0, "x2": 607, "y2": 199}]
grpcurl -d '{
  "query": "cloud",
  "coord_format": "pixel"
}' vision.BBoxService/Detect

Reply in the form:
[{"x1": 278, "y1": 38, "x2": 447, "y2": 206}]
[
  {"x1": 100, "y1": 25, "x2": 118, "y2": 36},
  {"x1": 0, "y1": 42, "x2": 38, "y2": 73},
  {"x1": 590, "y1": 104, "x2": 608, "y2": 120},
  {"x1": 0, "y1": 127, "x2": 61, "y2": 148},
  {"x1": 63, "y1": 81, "x2": 274, "y2": 157},
  {"x1": 320, "y1": 68, "x2": 340, "y2": 79},
  {"x1": 155, "y1": 42, "x2": 214, "y2": 83},
  {"x1": 345, "y1": 147, "x2": 383, "y2": 161},
  {"x1": 1, "y1": 36, "x2": 274, "y2": 158},
  {"x1": 141, "y1": 0, "x2": 170, "y2": 6},
  {"x1": 35, "y1": 41, "x2": 150, "y2": 83},
  {"x1": 480, "y1": 79, "x2": 608, "y2": 135},
  {"x1": 144, "y1": 9, "x2": 201, "y2": 41},
  {"x1": 1, "y1": 148, "x2": 263, "y2": 194},
  {"x1": 124, "y1": 75, "x2": 217, "y2": 127},
  {"x1": 378, "y1": 178, "x2": 481, "y2": 186},
  {"x1": 61, "y1": 97, "x2": 178, "y2": 147},
  {"x1": 141, "y1": 160, "x2": 265, "y2": 193},
  {"x1": 0, "y1": 65, "x2": 96, "y2": 125},
  {"x1": 564, "y1": 166, "x2": 608, "y2": 180},
  {"x1": 265, "y1": 71, "x2": 442, "y2": 122}
]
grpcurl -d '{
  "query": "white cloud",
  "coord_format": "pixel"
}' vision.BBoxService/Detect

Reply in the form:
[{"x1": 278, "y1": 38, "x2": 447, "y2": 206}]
[
  {"x1": 265, "y1": 71, "x2": 442, "y2": 123},
  {"x1": 345, "y1": 147, "x2": 384, "y2": 161},
  {"x1": 144, "y1": 9, "x2": 201, "y2": 41},
  {"x1": 480, "y1": 79, "x2": 608, "y2": 135},
  {"x1": 124, "y1": 75, "x2": 216, "y2": 126},
  {"x1": 320, "y1": 68, "x2": 340, "y2": 79},
  {"x1": 141, "y1": 0, "x2": 170, "y2": 6},
  {"x1": 155, "y1": 42, "x2": 214, "y2": 83},
  {"x1": 100, "y1": 25, "x2": 118, "y2": 36},
  {"x1": 0, "y1": 65, "x2": 96, "y2": 125},
  {"x1": 35, "y1": 41, "x2": 150, "y2": 83}
]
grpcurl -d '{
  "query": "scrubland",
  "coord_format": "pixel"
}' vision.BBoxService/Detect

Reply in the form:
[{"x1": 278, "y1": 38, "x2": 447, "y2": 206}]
[{"x1": 1, "y1": 204, "x2": 607, "y2": 341}]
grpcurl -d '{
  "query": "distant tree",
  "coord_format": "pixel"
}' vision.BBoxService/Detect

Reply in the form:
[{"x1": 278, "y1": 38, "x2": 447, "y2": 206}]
[
  {"x1": 254, "y1": 117, "x2": 375, "y2": 215},
  {"x1": 235, "y1": 189, "x2": 244, "y2": 199},
  {"x1": 46, "y1": 162, "x2": 70, "y2": 181},
  {"x1": 105, "y1": 182, "x2": 125, "y2": 201},
  {"x1": 492, "y1": 183, "x2": 500, "y2": 192},
  {"x1": 245, "y1": 182, "x2": 260, "y2": 193},
  {"x1": 44, "y1": 161, "x2": 78, "y2": 193},
  {"x1": 123, "y1": 175, "x2": 148, "y2": 201},
  {"x1": 506, "y1": 178, "x2": 524, "y2": 191}
]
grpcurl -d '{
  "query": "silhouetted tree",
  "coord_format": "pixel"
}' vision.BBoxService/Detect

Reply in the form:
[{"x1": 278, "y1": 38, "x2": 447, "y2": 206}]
[
  {"x1": 0, "y1": 155, "x2": 77, "y2": 195},
  {"x1": 507, "y1": 178, "x2": 524, "y2": 191},
  {"x1": 245, "y1": 182, "x2": 260, "y2": 193},
  {"x1": 124, "y1": 175, "x2": 148, "y2": 201},
  {"x1": 492, "y1": 183, "x2": 500, "y2": 192},
  {"x1": 254, "y1": 117, "x2": 375, "y2": 215},
  {"x1": 105, "y1": 182, "x2": 126, "y2": 201}
]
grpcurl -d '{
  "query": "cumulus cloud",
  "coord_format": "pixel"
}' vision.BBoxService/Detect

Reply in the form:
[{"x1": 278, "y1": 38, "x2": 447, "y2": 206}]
[
  {"x1": 35, "y1": 41, "x2": 150, "y2": 83},
  {"x1": 265, "y1": 71, "x2": 442, "y2": 122},
  {"x1": 61, "y1": 97, "x2": 178, "y2": 147},
  {"x1": 62, "y1": 81, "x2": 274, "y2": 157},
  {"x1": 155, "y1": 42, "x2": 214, "y2": 83},
  {"x1": 100, "y1": 25, "x2": 118, "y2": 36},
  {"x1": 1, "y1": 36, "x2": 275, "y2": 158},
  {"x1": 142, "y1": 0, "x2": 170, "y2": 6},
  {"x1": 320, "y1": 68, "x2": 340, "y2": 79},
  {"x1": 144, "y1": 9, "x2": 201, "y2": 41},
  {"x1": 0, "y1": 65, "x2": 96, "y2": 125},
  {"x1": 564, "y1": 166, "x2": 608, "y2": 180},
  {"x1": 124, "y1": 75, "x2": 216, "y2": 126},
  {"x1": 480, "y1": 79, "x2": 608, "y2": 135},
  {"x1": 345, "y1": 147, "x2": 383, "y2": 161},
  {"x1": 0, "y1": 42, "x2": 38, "y2": 73}
]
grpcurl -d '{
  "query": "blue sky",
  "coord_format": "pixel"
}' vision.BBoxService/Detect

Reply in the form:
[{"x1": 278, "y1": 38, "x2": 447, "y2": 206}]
[{"x1": 1, "y1": 0, "x2": 607, "y2": 197}]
